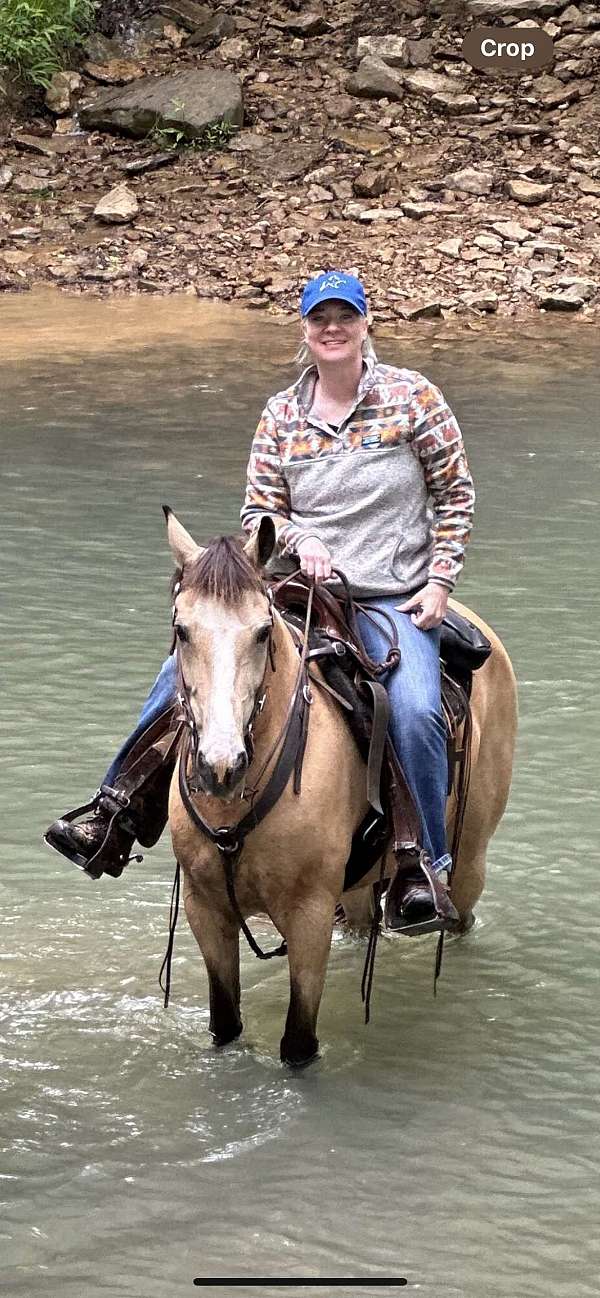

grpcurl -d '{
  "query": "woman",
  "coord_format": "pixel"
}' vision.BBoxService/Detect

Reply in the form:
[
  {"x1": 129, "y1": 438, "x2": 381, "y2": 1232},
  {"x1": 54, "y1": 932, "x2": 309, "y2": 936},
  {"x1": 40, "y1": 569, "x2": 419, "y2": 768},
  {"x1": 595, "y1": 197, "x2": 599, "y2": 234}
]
[{"x1": 46, "y1": 270, "x2": 474, "y2": 932}]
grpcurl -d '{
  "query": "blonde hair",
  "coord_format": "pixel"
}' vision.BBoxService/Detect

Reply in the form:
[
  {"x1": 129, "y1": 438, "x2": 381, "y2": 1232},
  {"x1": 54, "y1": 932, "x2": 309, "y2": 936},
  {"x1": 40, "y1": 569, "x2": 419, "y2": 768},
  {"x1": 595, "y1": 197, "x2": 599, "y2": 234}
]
[{"x1": 294, "y1": 332, "x2": 377, "y2": 368}]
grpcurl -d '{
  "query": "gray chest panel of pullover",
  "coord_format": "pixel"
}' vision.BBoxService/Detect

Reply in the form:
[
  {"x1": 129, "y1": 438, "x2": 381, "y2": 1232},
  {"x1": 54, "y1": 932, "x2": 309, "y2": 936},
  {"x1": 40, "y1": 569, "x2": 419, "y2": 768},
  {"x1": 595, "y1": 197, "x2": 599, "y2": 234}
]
[{"x1": 283, "y1": 441, "x2": 434, "y2": 598}]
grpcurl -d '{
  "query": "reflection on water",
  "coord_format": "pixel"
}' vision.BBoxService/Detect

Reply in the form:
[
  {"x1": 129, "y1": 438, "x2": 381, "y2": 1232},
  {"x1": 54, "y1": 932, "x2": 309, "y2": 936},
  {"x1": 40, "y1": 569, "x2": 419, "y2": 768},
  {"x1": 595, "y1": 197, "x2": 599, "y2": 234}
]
[{"x1": 2, "y1": 293, "x2": 600, "y2": 1298}]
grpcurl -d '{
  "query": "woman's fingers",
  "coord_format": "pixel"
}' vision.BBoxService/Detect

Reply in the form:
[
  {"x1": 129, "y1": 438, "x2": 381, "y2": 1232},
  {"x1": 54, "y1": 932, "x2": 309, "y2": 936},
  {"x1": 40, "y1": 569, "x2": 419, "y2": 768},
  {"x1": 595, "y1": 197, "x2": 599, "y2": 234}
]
[{"x1": 297, "y1": 538, "x2": 332, "y2": 583}]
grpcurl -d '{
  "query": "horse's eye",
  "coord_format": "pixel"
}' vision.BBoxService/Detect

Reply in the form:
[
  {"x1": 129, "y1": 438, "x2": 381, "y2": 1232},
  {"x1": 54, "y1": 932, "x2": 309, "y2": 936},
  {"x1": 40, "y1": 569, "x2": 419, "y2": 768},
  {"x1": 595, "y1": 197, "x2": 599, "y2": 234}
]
[
  {"x1": 175, "y1": 624, "x2": 188, "y2": 643},
  {"x1": 256, "y1": 626, "x2": 270, "y2": 645}
]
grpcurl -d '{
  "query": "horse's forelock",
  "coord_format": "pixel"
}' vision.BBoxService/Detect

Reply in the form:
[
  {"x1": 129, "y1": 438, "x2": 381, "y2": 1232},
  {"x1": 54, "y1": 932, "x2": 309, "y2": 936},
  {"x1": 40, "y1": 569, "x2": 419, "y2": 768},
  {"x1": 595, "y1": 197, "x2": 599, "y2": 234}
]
[{"x1": 178, "y1": 535, "x2": 264, "y2": 606}]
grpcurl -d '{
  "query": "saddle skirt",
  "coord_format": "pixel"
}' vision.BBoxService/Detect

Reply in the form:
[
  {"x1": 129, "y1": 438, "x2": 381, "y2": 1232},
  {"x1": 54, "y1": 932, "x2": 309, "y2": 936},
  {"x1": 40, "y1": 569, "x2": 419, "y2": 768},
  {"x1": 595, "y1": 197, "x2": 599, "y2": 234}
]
[{"x1": 272, "y1": 574, "x2": 491, "y2": 890}]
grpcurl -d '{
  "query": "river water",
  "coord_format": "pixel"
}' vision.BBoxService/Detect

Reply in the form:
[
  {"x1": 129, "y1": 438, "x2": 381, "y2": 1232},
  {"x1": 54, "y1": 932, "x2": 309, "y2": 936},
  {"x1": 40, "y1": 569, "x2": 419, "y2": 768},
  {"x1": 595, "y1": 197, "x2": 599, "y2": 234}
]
[{"x1": 2, "y1": 292, "x2": 599, "y2": 1298}]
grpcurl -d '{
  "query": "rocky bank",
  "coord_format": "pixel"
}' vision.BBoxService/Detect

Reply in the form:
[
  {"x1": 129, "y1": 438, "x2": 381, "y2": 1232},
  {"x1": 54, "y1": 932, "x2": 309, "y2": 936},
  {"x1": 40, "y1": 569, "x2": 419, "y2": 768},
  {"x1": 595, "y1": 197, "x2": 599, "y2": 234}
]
[{"x1": 1, "y1": 0, "x2": 599, "y2": 325}]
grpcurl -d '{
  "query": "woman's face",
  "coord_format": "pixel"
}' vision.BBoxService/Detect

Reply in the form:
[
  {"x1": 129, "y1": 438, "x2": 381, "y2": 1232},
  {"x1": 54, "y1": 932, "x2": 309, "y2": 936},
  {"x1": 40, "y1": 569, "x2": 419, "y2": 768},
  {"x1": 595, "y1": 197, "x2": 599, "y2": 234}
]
[{"x1": 303, "y1": 300, "x2": 367, "y2": 365}]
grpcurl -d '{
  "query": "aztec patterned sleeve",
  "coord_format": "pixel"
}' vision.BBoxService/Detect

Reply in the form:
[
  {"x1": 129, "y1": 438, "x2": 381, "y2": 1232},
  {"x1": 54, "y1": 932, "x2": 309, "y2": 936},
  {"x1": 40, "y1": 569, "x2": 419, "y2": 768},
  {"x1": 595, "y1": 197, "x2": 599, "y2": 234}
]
[
  {"x1": 240, "y1": 404, "x2": 308, "y2": 555},
  {"x1": 408, "y1": 375, "x2": 475, "y2": 590}
]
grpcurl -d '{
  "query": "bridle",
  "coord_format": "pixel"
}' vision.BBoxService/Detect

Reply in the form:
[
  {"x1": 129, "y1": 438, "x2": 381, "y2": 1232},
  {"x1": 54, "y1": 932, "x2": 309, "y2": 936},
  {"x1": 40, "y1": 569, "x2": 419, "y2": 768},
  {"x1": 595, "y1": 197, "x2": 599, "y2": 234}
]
[{"x1": 170, "y1": 573, "x2": 316, "y2": 963}]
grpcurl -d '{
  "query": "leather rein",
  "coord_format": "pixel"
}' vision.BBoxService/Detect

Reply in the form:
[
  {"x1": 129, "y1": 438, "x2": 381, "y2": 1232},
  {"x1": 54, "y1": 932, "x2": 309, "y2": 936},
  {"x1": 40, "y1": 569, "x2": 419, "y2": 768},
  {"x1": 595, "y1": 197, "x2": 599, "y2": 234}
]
[{"x1": 173, "y1": 573, "x2": 316, "y2": 961}]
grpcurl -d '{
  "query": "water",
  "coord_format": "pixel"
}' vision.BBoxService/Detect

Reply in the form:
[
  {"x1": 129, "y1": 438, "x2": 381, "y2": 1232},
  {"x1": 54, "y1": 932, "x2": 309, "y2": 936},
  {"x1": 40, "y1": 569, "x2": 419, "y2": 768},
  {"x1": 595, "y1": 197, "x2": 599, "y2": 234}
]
[{"x1": 2, "y1": 292, "x2": 600, "y2": 1297}]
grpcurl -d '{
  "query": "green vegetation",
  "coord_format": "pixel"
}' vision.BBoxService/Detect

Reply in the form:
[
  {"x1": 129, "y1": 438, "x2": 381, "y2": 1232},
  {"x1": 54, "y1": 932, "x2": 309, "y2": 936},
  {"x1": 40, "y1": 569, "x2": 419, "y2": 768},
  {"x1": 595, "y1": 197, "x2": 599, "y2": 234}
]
[
  {"x1": 0, "y1": 0, "x2": 96, "y2": 88},
  {"x1": 149, "y1": 111, "x2": 238, "y2": 153}
]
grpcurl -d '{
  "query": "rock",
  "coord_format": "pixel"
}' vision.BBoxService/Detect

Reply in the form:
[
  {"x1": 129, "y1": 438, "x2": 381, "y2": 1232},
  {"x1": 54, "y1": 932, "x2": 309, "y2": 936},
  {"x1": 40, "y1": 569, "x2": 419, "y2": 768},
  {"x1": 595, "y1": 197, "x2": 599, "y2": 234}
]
[
  {"x1": 406, "y1": 39, "x2": 433, "y2": 68},
  {"x1": 228, "y1": 131, "x2": 270, "y2": 153},
  {"x1": 533, "y1": 74, "x2": 581, "y2": 106},
  {"x1": 217, "y1": 37, "x2": 251, "y2": 63},
  {"x1": 506, "y1": 178, "x2": 553, "y2": 204},
  {"x1": 559, "y1": 5, "x2": 600, "y2": 31},
  {"x1": 431, "y1": 92, "x2": 479, "y2": 115},
  {"x1": 121, "y1": 152, "x2": 178, "y2": 175},
  {"x1": 158, "y1": 0, "x2": 211, "y2": 32},
  {"x1": 556, "y1": 276, "x2": 598, "y2": 299},
  {"x1": 356, "y1": 36, "x2": 409, "y2": 67},
  {"x1": 352, "y1": 167, "x2": 389, "y2": 198},
  {"x1": 535, "y1": 288, "x2": 584, "y2": 310},
  {"x1": 280, "y1": 12, "x2": 329, "y2": 37},
  {"x1": 185, "y1": 13, "x2": 236, "y2": 47},
  {"x1": 446, "y1": 167, "x2": 493, "y2": 195},
  {"x1": 491, "y1": 220, "x2": 532, "y2": 242},
  {"x1": 323, "y1": 95, "x2": 356, "y2": 120},
  {"x1": 9, "y1": 227, "x2": 41, "y2": 239},
  {"x1": 0, "y1": 167, "x2": 13, "y2": 191},
  {"x1": 45, "y1": 72, "x2": 82, "y2": 115},
  {"x1": 460, "y1": 290, "x2": 498, "y2": 312},
  {"x1": 255, "y1": 141, "x2": 325, "y2": 182},
  {"x1": 400, "y1": 299, "x2": 443, "y2": 320},
  {"x1": 500, "y1": 122, "x2": 555, "y2": 137},
  {"x1": 436, "y1": 237, "x2": 462, "y2": 258},
  {"x1": 94, "y1": 184, "x2": 139, "y2": 223},
  {"x1": 330, "y1": 127, "x2": 392, "y2": 155},
  {"x1": 11, "y1": 131, "x2": 81, "y2": 157},
  {"x1": 467, "y1": 0, "x2": 564, "y2": 14},
  {"x1": 0, "y1": 249, "x2": 33, "y2": 267},
  {"x1": 577, "y1": 176, "x2": 600, "y2": 195},
  {"x1": 53, "y1": 118, "x2": 78, "y2": 136},
  {"x1": 346, "y1": 56, "x2": 404, "y2": 101},
  {"x1": 570, "y1": 157, "x2": 600, "y2": 174},
  {"x1": 79, "y1": 69, "x2": 243, "y2": 140},
  {"x1": 474, "y1": 234, "x2": 503, "y2": 251},
  {"x1": 12, "y1": 174, "x2": 49, "y2": 193},
  {"x1": 307, "y1": 183, "x2": 333, "y2": 203},
  {"x1": 357, "y1": 207, "x2": 405, "y2": 222},
  {"x1": 84, "y1": 60, "x2": 145, "y2": 85},
  {"x1": 555, "y1": 33, "x2": 586, "y2": 53},
  {"x1": 163, "y1": 22, "x2": 186, "y2": 48},
  {"x1": 403, "y1": 201, "x2": 455, "y2": 219},
  {"x1": 528, "y1": 241, "x2": 565, "y2": 258},
  {"x1": 84, "y1": 32, "x2": 123, "y2": 62},
  {"x1": 401, "y1": 68, "x2": 467, "y2": 99}
]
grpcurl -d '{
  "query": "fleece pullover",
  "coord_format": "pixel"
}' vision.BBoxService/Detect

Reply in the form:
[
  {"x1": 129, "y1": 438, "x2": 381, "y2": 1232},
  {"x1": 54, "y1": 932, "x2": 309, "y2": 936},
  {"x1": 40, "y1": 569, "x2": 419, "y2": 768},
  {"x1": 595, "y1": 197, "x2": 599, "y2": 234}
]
[{"x1": 240, "y1": 356, "x2": 475, "y2": 599}]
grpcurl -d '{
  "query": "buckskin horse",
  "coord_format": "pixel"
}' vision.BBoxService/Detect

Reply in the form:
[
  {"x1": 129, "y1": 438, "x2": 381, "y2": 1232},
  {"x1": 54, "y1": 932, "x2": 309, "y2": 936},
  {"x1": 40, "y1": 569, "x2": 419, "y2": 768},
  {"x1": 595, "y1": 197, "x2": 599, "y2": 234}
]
[{"x1": 165, "y1": 508, "x2": 517, "y2": 1067}]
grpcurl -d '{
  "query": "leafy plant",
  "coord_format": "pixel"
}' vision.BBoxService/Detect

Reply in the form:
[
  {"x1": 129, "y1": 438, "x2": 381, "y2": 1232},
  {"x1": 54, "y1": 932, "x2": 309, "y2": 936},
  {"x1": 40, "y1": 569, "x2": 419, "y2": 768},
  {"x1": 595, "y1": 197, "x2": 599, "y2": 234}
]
[
  {"x1": 0, "y1": 0, "x2": 96, "y2": 89},
  {"x1": 148, "y1": 105, "x2": 238, "y2": 153}
]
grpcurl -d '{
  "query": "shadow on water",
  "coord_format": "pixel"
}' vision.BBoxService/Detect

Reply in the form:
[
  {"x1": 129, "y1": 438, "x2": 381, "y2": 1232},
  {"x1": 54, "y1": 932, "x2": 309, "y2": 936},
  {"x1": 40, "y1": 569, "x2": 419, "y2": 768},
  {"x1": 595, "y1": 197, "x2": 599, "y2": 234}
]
[{"x1": 2, "y1": 292, "x2": 600, "y2": 1298}]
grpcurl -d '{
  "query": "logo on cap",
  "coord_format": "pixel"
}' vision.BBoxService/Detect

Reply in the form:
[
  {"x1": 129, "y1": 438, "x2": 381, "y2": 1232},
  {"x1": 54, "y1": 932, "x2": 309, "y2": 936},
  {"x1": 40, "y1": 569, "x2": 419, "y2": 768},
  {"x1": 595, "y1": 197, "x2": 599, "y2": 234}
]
[{"x1": 319, "y1": 274, "x2": 347, "y2": 292}]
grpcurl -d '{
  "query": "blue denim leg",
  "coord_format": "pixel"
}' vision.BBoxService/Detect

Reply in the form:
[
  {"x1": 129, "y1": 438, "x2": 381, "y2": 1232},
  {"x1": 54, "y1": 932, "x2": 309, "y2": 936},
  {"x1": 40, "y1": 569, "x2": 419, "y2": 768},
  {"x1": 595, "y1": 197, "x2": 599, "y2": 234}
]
[
  {"x1": 102, "y1": 653, "x2": 177, "y2": 787},
  {"x1": 356, "y1": 597, "x2": 451, "y2": 873}
]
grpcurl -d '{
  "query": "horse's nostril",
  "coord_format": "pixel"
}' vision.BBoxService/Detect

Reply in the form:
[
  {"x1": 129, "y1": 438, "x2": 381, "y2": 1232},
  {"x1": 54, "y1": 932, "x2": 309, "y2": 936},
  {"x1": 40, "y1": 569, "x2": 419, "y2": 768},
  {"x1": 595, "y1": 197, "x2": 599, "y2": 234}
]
[{"x1": 226, "y1": 752, "x2": 248, "y2": 787}]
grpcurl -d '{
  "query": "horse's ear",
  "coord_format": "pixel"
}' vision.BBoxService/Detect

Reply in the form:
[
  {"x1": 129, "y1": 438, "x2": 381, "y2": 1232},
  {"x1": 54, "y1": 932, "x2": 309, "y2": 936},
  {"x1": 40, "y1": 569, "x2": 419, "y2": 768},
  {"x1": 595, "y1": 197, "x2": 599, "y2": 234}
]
[
  {"x1": 243, "y1": 516, "x2": 276, "y2": 570},
  {"x1": 162, "y1": 505, "x2": 204, "y2": 567}
]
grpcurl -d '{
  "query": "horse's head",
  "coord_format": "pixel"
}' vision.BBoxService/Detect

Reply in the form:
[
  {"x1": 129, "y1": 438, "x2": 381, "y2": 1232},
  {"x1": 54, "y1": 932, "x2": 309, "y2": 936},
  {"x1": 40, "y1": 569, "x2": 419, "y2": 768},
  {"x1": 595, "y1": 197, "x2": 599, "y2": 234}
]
[{"x1": 164, "y1": 508, "x2": 277, "y2": 800}]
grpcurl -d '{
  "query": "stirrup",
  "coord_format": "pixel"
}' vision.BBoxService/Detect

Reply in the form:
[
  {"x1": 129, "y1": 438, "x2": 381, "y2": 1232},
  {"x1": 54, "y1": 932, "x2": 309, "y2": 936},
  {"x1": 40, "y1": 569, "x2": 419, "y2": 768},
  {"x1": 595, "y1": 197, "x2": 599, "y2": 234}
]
[
  {"x1": 44, "y1": 787, "x2": 142, "y2": 879},
  {"x1": 383, "y1": 851, "x2": 459, "y2": 937}
]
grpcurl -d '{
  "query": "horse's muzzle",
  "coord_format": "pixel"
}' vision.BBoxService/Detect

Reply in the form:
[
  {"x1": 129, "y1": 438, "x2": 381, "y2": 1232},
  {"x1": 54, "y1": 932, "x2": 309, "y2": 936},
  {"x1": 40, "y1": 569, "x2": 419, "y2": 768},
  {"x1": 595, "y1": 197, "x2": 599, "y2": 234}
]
[{"x1": 193, "y1": 749, "x2": 249, "y2": 799}]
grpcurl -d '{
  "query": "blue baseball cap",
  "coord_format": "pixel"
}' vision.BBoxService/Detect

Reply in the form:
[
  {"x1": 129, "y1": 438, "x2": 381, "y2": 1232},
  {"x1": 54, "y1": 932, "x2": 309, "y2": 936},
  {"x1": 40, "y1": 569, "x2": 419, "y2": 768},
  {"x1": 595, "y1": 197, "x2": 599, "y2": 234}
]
[{"x1": 300, "y1": 271, "x2": 368, "y2": 318}]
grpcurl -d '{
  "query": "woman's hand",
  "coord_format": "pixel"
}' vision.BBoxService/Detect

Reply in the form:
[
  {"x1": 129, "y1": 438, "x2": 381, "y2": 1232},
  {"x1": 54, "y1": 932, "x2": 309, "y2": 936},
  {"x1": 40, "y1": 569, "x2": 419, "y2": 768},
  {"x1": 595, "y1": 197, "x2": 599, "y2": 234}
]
[
  {"x1": 296, "y1": 536, "x2": 333, "y2": 583},
  {"x1": 396, "y1": 582, "x2": 450, "y2": 631}
]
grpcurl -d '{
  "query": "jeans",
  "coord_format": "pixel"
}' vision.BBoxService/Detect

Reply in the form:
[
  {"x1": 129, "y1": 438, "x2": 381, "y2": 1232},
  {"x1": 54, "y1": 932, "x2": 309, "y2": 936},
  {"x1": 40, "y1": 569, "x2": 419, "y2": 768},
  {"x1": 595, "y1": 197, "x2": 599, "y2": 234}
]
[
  {"x1": 103, "y1": 597, "x2": 450, "y2": 872},
  {"x1": 103, "y1": 653, "x2": 178, "y2": 787},
  {"x1": 355, "y1": 597, "x2": 450, "y2": 873}
]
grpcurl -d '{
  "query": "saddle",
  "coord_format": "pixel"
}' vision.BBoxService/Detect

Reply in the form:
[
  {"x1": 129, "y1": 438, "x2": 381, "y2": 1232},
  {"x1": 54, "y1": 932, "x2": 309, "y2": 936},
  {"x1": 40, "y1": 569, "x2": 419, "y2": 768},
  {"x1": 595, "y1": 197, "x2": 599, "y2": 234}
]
[{"x1": 271, "y1": 574, "x2": 492, "y2": 894}]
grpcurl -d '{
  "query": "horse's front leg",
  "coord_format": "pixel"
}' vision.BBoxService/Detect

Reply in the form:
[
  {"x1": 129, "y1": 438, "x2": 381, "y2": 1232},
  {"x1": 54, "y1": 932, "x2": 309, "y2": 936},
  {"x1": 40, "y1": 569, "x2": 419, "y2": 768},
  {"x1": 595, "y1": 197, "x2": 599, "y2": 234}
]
[
  {"x1": 275, "y1": 889, "x2": 337, "y2": 1068},
  {"x1": 184, "y1": 879, "x2": 242, "y2": 1047}
]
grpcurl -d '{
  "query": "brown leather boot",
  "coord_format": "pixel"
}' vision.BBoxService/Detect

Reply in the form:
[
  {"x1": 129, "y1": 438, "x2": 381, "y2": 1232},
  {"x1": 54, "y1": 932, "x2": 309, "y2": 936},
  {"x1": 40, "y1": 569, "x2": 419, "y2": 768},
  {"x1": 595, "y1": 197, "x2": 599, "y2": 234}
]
[
  {"x1": 44, "y1": 708, "x2": 181, "y2": 880},
  {"x1": 384, "y1": 850, "x2": 459, "y2": 936},
  {"x1": 45, "y1": 793, "x2": 139, "y2": 880}
]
